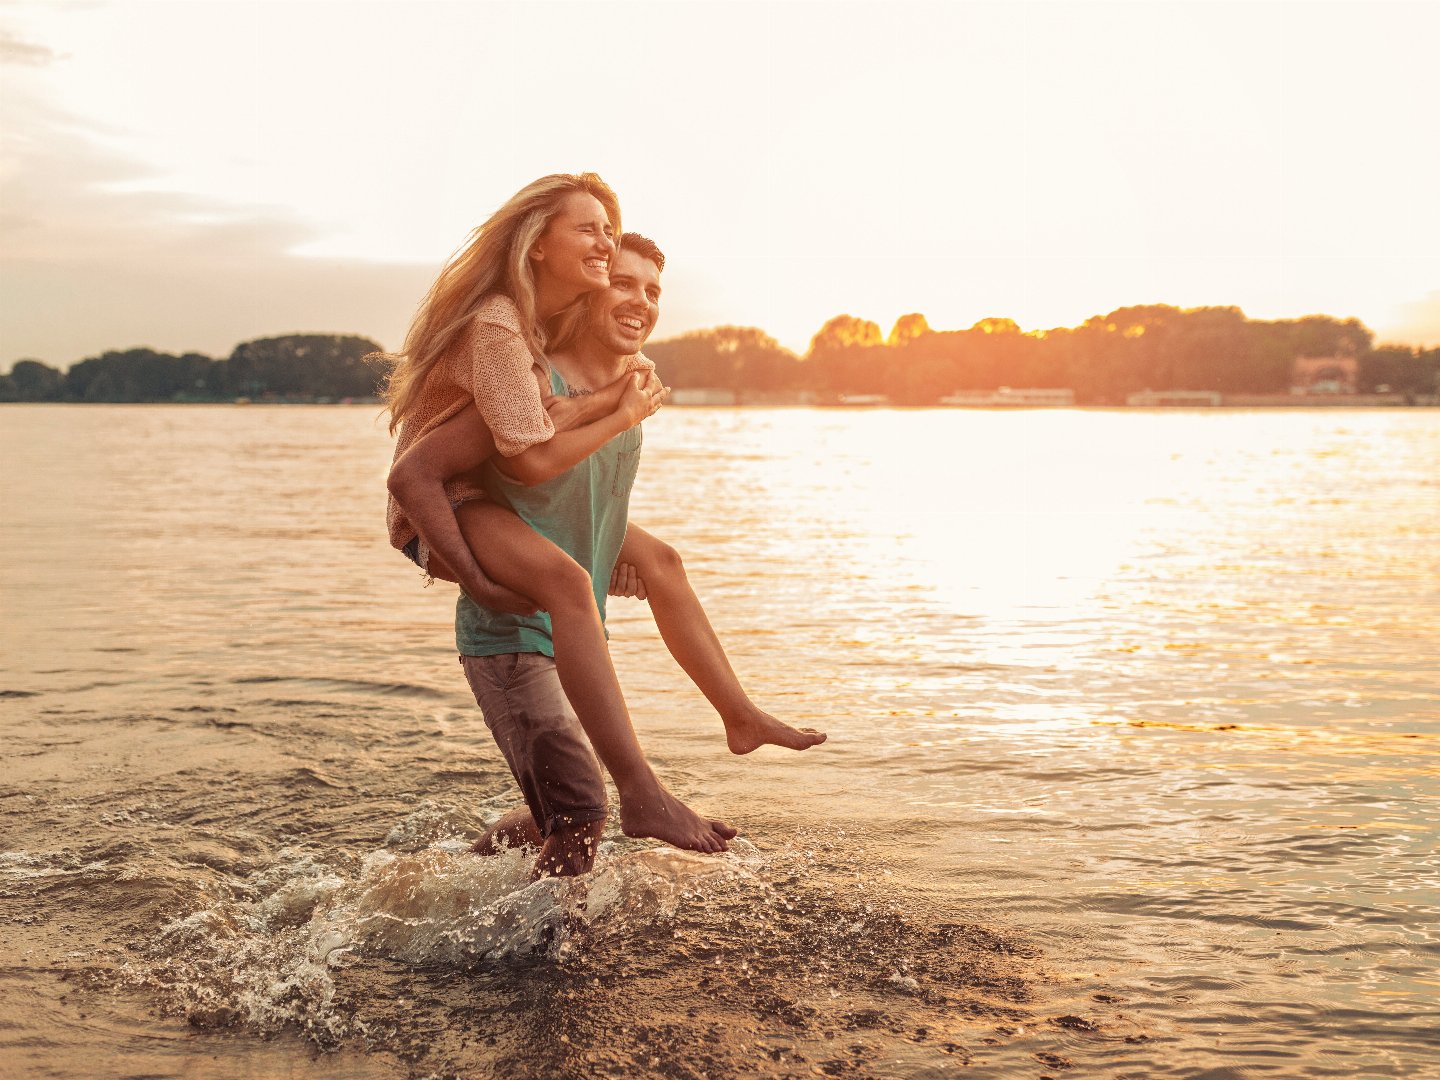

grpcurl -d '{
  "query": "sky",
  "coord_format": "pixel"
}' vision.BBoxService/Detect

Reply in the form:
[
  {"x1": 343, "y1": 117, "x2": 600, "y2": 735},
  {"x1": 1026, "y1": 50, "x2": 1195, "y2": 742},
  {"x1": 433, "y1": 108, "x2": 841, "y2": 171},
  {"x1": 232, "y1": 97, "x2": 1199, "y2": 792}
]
[{"x1": 2, "y1": 0, "x2": 1438, "y2": 368}]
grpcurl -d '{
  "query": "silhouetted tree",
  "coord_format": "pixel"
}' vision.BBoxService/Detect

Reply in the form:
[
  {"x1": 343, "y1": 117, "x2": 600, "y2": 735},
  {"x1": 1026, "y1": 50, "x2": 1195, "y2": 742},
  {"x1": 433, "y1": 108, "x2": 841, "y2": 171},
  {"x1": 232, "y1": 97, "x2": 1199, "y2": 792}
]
[
  {"x1": 3, "y1": 359, "x2": 64, "y2": 401},
  {"x1": 809, "y1": 315, "x2": 883, "y2": 352},
  {"x1": 887, "y1": 313, "x2": 931, "y2": 346},
  {"x1": 224, "y1": 334, "x2": 384, "y2": 399},
  {"x1": 646, "y1": 326, "x2": 800, "y2": 399},
  {"x1": 889, "y1": 330, "x2": 963, "y2": 403},
  {"x1": 1360, "y1": 345, "x2": 1440, "y2": 396},
  {"x1": 63, "y1": 349, "x2": 219, "y2": 402},
  {"x1": 5, "y1": 306, "x2": 1417, "y2": 407},
  {"x1": 806, "y1": 315, "x2": 885, "y2": 396}
]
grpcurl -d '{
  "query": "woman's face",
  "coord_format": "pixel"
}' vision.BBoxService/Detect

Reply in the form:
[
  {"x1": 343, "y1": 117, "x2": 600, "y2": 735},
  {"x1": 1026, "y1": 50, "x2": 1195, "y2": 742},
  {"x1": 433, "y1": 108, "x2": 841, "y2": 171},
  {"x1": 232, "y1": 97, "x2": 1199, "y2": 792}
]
[{"x1": 530, "y1": 191, "x2": 616, "y2": 295}]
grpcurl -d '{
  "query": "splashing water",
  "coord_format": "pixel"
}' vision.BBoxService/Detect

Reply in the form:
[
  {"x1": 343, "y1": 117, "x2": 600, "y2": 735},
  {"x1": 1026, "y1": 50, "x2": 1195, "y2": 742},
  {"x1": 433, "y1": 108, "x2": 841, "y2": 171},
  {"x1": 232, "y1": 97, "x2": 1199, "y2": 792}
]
[{"x1": 131, "y1": 822, "x2": 769, "y2": 1045}]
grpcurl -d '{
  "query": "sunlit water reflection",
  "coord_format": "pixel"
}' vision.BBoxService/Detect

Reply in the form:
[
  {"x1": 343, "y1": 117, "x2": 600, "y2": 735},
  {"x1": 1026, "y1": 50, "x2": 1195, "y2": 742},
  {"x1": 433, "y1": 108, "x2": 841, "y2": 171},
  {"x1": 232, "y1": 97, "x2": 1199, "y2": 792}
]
[{"x1": 2, "y1": 404, "x2": 1436, "y2": 1078}]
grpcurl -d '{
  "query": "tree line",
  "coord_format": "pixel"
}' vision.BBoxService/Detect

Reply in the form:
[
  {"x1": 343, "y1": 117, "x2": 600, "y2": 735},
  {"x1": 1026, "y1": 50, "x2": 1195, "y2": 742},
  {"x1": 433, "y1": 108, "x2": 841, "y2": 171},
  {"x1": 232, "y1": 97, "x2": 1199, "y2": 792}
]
[
  {"x1": 3, "y1": 307, "x2": 1437, "y2": 404},
  {"x1": 0, "y1": 335, "x2": 384, "y2": 403},
  {"x1": 647, "y1": 307, "x2": 1439, "y2": 403}
]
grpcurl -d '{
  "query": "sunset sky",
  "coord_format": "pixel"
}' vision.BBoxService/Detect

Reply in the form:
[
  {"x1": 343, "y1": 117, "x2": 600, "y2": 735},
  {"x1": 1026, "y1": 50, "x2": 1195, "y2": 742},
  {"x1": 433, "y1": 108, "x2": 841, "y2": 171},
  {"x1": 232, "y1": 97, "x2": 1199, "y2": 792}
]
[{"x1": 2, "y1": 0, "x2": 1438, "y2": 368}]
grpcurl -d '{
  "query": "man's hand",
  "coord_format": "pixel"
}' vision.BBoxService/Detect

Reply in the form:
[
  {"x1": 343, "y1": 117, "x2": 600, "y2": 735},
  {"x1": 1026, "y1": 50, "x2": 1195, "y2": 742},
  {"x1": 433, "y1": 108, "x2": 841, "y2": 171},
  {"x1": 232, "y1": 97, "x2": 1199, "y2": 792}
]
[
  {"x1": 463, "y1": 570, "x2": 541, "y2": 616},
  {"x1": 608, "y1": 562, "x2": 648, "y2": 600}
]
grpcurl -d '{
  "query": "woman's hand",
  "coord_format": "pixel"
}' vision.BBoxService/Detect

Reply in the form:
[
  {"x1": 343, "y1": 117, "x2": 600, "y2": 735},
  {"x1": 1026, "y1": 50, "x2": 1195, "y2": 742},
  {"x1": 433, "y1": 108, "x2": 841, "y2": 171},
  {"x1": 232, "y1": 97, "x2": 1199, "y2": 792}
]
[{"x1": 617, "y1": 371, "x2": 670, "y2": 427}]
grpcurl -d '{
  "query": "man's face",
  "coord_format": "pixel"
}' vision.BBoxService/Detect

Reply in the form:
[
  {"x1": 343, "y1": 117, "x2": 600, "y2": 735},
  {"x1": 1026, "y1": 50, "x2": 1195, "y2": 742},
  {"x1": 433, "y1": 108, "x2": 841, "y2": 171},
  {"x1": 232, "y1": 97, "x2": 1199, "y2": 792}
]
[{"x1": 586, "y1": 247, "x2": 661, "y2": 354}]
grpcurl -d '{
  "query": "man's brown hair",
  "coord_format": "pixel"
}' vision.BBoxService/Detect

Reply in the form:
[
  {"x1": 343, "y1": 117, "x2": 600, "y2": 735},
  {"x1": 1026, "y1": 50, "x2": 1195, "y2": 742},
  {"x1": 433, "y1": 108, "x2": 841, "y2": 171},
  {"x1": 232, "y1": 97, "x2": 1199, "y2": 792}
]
[{"x1": 618, "y1": 232, "x2": 665, "y2": 271}]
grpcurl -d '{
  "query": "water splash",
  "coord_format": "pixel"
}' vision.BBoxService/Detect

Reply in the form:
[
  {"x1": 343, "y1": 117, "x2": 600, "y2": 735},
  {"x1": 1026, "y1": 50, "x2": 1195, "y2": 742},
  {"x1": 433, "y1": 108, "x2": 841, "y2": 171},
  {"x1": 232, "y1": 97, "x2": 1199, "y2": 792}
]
[{"x1": 131, "y1": 831, "x2": 766, "y2": 1043}]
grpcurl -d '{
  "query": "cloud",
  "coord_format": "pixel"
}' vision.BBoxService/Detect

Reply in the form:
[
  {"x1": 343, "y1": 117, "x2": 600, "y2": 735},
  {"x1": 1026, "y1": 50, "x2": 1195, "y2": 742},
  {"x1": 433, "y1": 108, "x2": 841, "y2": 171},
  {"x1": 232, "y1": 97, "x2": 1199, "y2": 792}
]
[
  {"x1": 0, "y1": 81, "x2": 310, "y2": 255},
  {"x1": 1, "y1": 249, "x2": 432, "y2": 366},
  {"x1": 0, "y1": 85, "x2": 431, "y2": 365},
  {"x1": 0, "y1": 31, "x2": 60, "y2": 67},
  {"x1": 1377, "y1": 290, "x2": 1440, "y2": 349},
  {"x1": 0, "y1": 69, "x2": 731, "y2": 366}
]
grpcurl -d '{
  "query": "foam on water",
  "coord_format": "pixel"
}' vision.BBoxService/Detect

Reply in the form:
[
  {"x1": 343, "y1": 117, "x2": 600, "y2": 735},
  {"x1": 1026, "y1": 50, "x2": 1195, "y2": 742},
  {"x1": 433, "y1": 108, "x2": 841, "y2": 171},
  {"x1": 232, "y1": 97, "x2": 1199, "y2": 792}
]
[{"x1": 129, "y1": 813, "x2": 767, "y2": 1044}]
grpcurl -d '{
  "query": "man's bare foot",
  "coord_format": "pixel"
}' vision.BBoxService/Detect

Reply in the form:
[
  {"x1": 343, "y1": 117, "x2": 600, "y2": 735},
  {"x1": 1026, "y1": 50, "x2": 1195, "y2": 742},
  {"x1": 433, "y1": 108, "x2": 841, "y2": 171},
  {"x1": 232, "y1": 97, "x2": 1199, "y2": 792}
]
[
  {"x1": 619, "y1": 781, "x2": 736, "y2": 854},
  {"x1": 725, "y1": 709, "x2": 828, "y2": 755},
  {"x1": 472, "y1": 806, "x2": 542, "y2": 855}
]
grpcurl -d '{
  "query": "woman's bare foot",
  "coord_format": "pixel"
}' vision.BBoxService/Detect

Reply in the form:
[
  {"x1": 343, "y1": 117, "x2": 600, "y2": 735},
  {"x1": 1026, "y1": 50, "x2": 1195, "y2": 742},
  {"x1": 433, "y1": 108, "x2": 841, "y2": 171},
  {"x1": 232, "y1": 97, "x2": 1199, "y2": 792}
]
[
  {"x1": 724, "y1": 709, "x2": 828, "y2": 755},
  {"x1": 619, "y1": 781, "x2": 736, "y2": 854}
]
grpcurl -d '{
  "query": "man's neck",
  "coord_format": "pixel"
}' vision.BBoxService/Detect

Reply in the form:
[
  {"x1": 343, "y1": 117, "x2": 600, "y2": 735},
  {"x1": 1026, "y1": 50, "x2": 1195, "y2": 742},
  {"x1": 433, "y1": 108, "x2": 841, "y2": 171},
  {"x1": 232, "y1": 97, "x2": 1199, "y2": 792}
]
[{"x1": 549, "y1": 336, "x2": 627, "y2": 392}]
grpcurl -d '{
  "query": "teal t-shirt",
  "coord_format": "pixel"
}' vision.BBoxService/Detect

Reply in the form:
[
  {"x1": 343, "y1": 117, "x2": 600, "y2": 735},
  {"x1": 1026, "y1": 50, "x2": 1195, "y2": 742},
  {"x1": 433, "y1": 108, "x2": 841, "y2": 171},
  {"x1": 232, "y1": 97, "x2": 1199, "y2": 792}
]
[{"x1": 455, "y1": 367, "x2": 642, "y2": 657}]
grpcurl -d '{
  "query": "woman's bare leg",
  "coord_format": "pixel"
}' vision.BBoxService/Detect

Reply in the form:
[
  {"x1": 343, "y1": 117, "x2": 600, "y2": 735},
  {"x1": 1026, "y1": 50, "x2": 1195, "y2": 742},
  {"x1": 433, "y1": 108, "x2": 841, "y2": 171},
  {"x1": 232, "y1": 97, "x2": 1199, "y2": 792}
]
[
  {"x1": 455, "y1": 501, "x2": 735, "y2": 854},
  {"x1": 617, "y1": 526, "x2": 827, "y2": 754}
]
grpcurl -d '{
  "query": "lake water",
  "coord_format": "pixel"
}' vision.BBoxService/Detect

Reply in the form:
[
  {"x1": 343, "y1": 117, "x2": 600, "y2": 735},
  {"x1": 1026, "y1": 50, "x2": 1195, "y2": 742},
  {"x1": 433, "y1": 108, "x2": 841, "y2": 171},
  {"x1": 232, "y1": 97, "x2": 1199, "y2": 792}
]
[{"x1": 1, "y1": 404, "x2": 1437, "y2": 1079}]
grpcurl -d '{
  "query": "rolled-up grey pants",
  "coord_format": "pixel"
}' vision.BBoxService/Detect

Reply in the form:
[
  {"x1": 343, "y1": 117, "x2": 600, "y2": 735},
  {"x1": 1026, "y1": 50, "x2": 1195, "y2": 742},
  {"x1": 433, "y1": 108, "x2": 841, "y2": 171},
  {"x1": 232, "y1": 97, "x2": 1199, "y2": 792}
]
[{"x1": 460, "y1": 652, "x2": 609, "y2": 838}]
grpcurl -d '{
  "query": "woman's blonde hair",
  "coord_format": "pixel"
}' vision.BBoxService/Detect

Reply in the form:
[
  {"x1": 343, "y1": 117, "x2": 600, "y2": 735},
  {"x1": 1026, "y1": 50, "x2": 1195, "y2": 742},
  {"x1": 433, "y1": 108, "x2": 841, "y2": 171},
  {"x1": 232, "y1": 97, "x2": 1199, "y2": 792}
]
[{"x1": 378, "y1": 172, "x2": 620, "y2": 432}]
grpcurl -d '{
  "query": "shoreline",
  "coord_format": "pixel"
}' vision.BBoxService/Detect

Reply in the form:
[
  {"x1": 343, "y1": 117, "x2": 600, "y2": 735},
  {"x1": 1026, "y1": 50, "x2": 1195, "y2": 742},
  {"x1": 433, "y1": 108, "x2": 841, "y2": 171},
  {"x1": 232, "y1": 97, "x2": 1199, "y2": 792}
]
[{"x1": 2, "y1": 399, "x2": 1436, "y2": 409}]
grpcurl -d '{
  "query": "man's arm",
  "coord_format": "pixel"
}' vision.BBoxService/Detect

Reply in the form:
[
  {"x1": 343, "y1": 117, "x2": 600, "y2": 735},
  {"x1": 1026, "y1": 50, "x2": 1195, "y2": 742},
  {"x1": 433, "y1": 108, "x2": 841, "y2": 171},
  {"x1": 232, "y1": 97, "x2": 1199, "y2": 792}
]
[{"x1": 387, "y1": 408, "x2": 535, "y2": 614}]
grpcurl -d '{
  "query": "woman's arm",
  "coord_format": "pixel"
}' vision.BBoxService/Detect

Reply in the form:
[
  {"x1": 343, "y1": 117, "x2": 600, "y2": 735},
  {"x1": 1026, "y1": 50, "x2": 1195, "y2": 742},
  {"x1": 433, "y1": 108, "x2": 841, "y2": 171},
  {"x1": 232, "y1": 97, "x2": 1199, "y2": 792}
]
[
  {"x1": 388, "y1": 373, "x2": 663, "y2": 605},
  {"x1": 542, "y1": 370, "x2": 639, "y2": 432},
  {"x1": 466, "y1": 311, "x2": 658, "y2": 453},
  {"x1": 437, "y1": 302, "x2": 668, "y2": 489},
  {"x1": 498, "y1": 372, "x2": 666, "y2": 486},
  {"x1": 543, "y1": 354, "x2": 658, "y2": 431}
]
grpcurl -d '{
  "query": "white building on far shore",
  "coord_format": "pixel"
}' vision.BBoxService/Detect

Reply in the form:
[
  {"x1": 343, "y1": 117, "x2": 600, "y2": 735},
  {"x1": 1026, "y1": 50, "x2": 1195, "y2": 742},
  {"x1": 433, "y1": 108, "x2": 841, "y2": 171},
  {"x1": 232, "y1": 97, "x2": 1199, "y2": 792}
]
[
  {"x1": 1126, "y1": 389, "x2": 1222, "y2": 406},
  {"x1": 667, "y1": 388, "x2": 737, "y2": 406},
  {"x1": 940, "y1": 387, "x2": 1075, "y2": 407}
]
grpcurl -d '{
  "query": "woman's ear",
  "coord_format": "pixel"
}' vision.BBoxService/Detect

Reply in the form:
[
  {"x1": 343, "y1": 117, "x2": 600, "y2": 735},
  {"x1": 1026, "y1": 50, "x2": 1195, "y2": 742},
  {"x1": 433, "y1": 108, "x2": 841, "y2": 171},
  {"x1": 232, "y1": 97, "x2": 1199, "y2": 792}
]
[{"x1": 529, "y1": 243, "x2": 545, "y2": 263}]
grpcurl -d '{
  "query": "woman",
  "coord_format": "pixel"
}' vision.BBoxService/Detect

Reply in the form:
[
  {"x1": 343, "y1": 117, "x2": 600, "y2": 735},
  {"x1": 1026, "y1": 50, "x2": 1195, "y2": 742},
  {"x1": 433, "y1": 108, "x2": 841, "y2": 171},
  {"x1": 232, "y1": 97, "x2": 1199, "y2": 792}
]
[{"x1": 380, "y1": 173, "x2": 821, "y2": 865}]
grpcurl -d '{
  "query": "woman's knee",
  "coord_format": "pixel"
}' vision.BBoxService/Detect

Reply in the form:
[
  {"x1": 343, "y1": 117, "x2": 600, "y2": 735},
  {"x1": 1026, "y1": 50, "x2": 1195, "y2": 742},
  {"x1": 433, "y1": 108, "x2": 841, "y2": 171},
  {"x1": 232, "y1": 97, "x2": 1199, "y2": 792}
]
[
  {"x1": 640, "y1": 537, "x2": 685, "y2": 578},
  {"x1": 534, "y1": 552, "x2": 599, "y2": 611}
]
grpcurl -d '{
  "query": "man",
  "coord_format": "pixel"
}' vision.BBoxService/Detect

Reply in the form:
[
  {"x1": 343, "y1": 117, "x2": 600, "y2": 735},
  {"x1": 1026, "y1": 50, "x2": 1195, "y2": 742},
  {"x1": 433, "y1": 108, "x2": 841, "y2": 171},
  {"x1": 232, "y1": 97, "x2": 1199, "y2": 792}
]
[{"x1": 389, "y1": 235, "x2": 822, "y2": 879}]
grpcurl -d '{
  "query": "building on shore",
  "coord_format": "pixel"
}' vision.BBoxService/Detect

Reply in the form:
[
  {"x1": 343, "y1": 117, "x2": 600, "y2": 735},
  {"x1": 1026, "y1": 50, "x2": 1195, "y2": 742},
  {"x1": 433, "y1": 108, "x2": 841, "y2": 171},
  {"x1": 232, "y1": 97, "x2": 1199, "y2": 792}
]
[
  {"x1": 1292, "y1": 355, "x2": 1358, "y2": 395},
  {"x1": 1223, "y1": 392, "x2": 1410, "y2": 407},
  {"x1": 1126, "y1": 389, "x2": 1223, "y2": 407},
  {"x1": 668, "y1": 388, "x2": 738, "y2": 406},
  {"x1": 940, "y1": 387, "x2": 1075, "y2": 407},
  {"x1": 833, "y1": 393, "x2": 891, "y2": 406},
  {"x1": 741, "y1": 389, "x2": 818, "y2": 406}
]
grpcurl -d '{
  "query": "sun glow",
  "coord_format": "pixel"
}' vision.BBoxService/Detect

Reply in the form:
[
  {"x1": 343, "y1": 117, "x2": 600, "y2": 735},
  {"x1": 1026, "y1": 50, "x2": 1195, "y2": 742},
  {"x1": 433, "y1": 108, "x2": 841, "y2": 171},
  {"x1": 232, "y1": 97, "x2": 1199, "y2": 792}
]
[{"x1": 2, "y1": 2, "x2": 1437, "y2": 365}]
